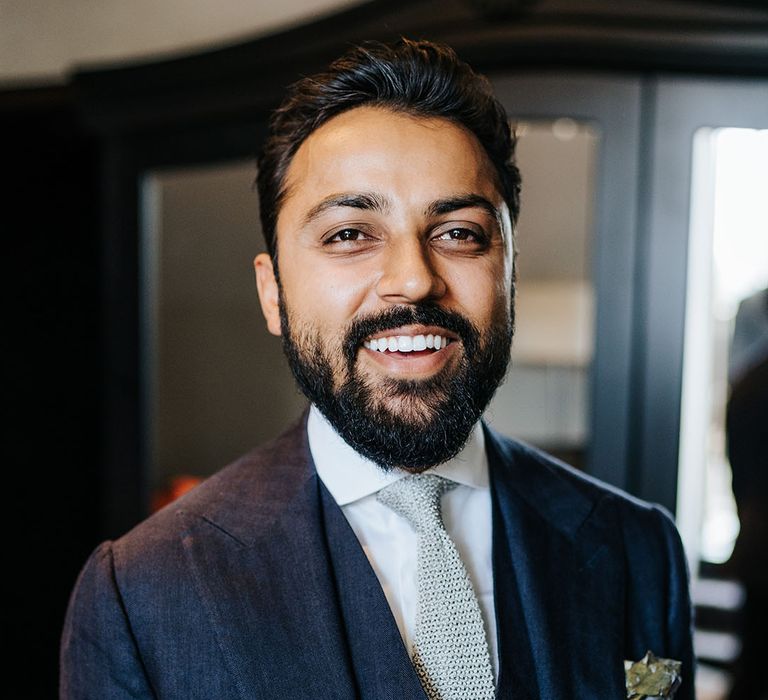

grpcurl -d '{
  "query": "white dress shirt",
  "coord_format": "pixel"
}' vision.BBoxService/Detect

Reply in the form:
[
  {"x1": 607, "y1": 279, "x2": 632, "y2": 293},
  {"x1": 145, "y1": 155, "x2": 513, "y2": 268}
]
[{"x1": 307, "y1": 405, "x2": 498, "y2": 679}]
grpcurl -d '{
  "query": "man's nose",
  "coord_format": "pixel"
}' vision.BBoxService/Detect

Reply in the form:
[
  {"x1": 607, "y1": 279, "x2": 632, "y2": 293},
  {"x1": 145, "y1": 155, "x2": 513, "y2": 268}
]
[{"x1": 375, "y1": 237, "x2": 447, "y2": 303}]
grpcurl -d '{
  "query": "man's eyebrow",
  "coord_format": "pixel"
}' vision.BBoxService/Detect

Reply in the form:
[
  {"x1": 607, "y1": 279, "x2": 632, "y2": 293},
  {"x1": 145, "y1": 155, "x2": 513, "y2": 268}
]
[
  {"x1": 426, "y1": 194, "x2": 501, "y2": 225},
  {"x1": 302, "y1": 192, "x2": 390, "y2": 226}
]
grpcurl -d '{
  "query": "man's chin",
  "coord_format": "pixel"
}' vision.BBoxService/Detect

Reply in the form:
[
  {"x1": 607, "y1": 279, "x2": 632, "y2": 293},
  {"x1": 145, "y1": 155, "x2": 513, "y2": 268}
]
[
  {"x1": 326, "y1": 377, "x2": 474, "y2": 471},
  {"x1": 352, "y1": 370, "x2": 457, "y2": 426},
  {"x1": 368, "y1": 393, "x2": 443, "y2": 431}
]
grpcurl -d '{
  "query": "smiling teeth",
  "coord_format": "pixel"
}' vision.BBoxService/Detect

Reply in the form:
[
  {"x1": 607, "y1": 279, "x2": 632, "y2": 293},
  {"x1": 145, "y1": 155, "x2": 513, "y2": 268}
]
[{"x1": 363, "y1": 334, "x2": 453, "y2": 352}]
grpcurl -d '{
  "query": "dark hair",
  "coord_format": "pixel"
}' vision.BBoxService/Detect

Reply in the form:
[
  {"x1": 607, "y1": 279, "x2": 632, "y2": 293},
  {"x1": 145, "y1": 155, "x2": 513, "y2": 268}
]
[{"x1": 256, "y1": 38, "x2": 521, "y2": 258}]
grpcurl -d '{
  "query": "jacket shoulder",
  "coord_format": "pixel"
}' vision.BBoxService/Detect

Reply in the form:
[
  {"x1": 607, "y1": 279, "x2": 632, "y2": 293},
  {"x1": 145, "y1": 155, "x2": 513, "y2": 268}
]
[
  {"x1": 111, "y1": 414, "x2": 311, "y2": 575},
  {"x1": 486, "y1": 425, "x2": 670, "y2": 520}
]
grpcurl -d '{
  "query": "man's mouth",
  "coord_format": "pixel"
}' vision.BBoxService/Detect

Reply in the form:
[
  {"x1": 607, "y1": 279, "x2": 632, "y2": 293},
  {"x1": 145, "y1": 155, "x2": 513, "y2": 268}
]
[
  {"x1": 342, "y1": 309, "x2": 470, "y2": 370},
  {"x1": 362, "y1": 333, "x2": 455, "y2": 353}
]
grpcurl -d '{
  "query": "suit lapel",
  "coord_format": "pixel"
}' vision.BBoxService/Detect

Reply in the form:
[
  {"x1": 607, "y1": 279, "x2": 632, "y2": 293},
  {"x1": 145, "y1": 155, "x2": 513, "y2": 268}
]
[
  {"x1": 486, "y1": 427, "x2": 627, "y2": 700},
  {"x1": 321, "y1": 484, "x2": 427, "y2": 700},
  {"x1": 490, "y1": 487, "x2": 539, "y2": 700},
  {"x1": 178, "y1": 417, "x2": 357, "y2": 700}
]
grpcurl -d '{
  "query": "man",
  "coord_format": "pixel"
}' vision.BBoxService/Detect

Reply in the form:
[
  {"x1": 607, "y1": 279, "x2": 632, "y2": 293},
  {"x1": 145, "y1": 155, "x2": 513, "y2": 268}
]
[{"x1": 61, "y1": 39, "x2": 694, "y2": 699}]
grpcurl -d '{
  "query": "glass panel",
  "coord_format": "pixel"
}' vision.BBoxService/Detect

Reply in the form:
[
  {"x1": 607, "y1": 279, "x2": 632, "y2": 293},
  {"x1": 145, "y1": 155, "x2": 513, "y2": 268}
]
[
  {"x1": 680, "y1": 127, "x2": 768, "y2": 564},
  {"x1": 485, "y1": 119, "x2": 599, "y2": 470},
  {"x1": 679, "y1": 126, "x2": 768, "y2": 687},
  {"x1": 142, "y1": 161, "x2": 307, "y2": 508}
]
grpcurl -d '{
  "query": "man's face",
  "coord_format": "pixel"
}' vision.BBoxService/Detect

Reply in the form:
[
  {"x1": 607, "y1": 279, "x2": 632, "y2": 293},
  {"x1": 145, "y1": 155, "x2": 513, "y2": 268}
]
[{"x1": 255, "y1": 106, "x2": 514, "y2": 470}]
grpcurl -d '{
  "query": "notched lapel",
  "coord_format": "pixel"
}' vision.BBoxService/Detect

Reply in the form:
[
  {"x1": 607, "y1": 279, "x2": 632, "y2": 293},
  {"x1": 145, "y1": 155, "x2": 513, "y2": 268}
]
[
  {"x1": 178, "y1": 418, "x2": 357, "y2": 700},
  {"x1": 321, "y1": 484, "x2": 428, "y2": 700},
  {"x1": 487, "y1": 427, "x2": 626, "y2": 700}
]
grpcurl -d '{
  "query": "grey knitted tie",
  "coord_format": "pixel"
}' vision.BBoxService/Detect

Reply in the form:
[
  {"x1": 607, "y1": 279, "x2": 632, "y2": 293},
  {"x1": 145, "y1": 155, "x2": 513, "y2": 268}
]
[{"x1": 377, "y1": 474, "x2": 496, "y2": 700}]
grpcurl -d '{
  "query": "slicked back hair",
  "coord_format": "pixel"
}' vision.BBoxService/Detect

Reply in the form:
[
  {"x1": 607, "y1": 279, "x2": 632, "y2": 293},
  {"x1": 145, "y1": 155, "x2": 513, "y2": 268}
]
[{"x1": 256, "y1": 38, "x2": 521, "y2": 260}]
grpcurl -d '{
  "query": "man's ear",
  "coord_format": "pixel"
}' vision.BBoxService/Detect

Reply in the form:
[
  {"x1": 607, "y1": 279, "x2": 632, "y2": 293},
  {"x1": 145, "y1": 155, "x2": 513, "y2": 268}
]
[{"x1": 254, "y1": 253, "x2": 282, "y2": 336}]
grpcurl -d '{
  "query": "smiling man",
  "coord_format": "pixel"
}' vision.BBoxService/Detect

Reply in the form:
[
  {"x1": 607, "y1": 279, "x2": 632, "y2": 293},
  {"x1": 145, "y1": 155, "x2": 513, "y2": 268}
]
[{"x1": 61, "y1": 40, "x2": 694, "y2": 700}]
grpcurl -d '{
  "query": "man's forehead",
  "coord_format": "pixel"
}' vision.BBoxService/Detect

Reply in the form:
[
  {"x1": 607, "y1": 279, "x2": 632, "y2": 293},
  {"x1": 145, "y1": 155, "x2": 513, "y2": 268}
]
[{"x1": 278, "y1": 106, "x2": 504, "y2": 219}]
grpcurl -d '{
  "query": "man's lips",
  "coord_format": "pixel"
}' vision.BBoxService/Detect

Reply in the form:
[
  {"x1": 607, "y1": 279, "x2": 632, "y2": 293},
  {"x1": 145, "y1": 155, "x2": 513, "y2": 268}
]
[{"x1": 361, "y1": 325, "x2": 459, "y2": 354}]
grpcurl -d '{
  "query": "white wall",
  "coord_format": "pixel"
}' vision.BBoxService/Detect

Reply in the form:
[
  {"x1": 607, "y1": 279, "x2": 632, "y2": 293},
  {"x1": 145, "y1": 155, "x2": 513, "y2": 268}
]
[{"x1": 0, "y1": 0, "x2": 362, "y2": 85}]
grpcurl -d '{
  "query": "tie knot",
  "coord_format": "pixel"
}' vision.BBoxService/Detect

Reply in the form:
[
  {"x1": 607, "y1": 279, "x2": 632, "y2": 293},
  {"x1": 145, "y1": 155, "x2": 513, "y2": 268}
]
[{"x1": 377, "y1": 474, "x2": 456, "y2": 533}]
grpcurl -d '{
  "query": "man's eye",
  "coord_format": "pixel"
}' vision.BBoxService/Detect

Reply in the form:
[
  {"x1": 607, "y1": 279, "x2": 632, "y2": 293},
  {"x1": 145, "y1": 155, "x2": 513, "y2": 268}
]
[
  {"x1": 435, "y1": 227, "x2": 484, "y2": 242},
  {"x1": 326, "y1": 228, "x2": 366, "y2": 243}
]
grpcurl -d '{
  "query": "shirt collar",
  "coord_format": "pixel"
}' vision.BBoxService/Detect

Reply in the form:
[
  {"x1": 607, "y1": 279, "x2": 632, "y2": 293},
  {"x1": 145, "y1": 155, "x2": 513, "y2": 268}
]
[{"x1": 308, "y1": 404, "x2": 489, "y2": 506}]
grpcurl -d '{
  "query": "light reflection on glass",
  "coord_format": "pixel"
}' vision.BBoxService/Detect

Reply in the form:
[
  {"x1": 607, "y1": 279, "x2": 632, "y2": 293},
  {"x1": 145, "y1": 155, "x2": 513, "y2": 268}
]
[{"x1": 679, "y1": 127, "x2": 768, "y2": 566}]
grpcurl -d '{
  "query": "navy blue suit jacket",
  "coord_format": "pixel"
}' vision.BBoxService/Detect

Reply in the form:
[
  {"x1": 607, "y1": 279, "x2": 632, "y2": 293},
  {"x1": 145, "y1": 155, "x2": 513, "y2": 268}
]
[{"x1": 60, "y1": 417, "x2": 695, "y2": 699}]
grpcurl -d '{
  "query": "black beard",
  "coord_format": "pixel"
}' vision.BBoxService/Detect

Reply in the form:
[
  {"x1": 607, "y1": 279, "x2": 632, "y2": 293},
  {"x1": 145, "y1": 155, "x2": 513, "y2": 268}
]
[{"x1": 279, "y1": 299, "x2": 513, "y2": 472}]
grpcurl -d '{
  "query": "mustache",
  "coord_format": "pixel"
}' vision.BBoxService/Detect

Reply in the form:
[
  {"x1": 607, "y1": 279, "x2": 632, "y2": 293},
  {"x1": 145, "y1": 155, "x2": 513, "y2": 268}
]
[{"x1": 342, "y1": 304, "x2": 480, "y2": 367}]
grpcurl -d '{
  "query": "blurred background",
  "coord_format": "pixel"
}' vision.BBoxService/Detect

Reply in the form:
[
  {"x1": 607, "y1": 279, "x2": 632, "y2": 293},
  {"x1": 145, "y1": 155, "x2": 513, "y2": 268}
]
[{"x1": 3, "y1": 1, "x2": 767, "y2": 697}]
